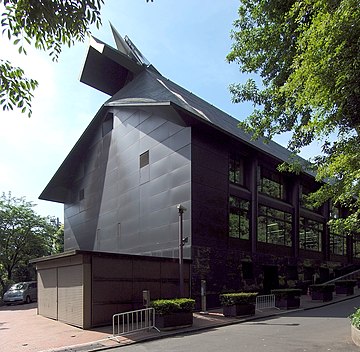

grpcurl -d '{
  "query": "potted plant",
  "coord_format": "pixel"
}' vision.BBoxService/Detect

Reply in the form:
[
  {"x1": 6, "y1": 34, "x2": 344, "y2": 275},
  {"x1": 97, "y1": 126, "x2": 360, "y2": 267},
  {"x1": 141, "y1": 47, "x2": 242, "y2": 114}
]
[
  {"x1": 271, "y1": 289, "x2": 302, "y2": 310},
  {"x1": 309, "y1": 284, "x2": 335, "y2": 302},
  {"x1": 350, "y1": 307, "x2": 360, "y2": 347},
  {"x1": 150, "y1": 298, "x2": 195, "y2": 330},
  {"x1": 335, "y1": 280, "x2": 357, "y2": 295},
  {"x1": 219, "y1": 292, "x2": 258, "y2": 317}
]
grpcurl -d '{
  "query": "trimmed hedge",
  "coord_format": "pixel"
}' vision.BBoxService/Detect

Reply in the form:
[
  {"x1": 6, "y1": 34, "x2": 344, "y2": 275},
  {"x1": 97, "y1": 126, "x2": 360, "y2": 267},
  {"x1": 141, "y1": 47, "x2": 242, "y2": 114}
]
[
  {"x1": 309, "y1": 284, "x2": 335, "y2": 293},
  {"x1": 219, "y1": 292, "x2": 258, "y2": 306},
  {"x1": 335, "y1": 280, "x2": 357, "y2": 288},
  {"x1": 150, "y1": 298, "x2": 195, "y2": 316},
  {"x1": 271, "y1": 289, "x2": 302, "y2": 298}
]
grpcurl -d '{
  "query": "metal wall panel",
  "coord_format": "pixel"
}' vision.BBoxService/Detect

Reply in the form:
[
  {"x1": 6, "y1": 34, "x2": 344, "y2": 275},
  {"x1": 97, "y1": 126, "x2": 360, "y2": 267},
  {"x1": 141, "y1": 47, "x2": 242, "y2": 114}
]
[
  {"x1": 57, "y1": 265, "x2": 83, "y2": 328},
  {"x1": 64, "y1": 107, "x2": 192, "y2": 258},
  {"x1": 37, "y1": 268, "x2": 58, "y2": 320}
]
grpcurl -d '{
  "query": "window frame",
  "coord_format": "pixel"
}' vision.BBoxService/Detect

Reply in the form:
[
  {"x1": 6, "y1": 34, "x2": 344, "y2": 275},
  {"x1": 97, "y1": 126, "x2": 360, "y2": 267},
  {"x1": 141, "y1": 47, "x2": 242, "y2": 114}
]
[
  {"x1": 229, "y1": 153, "x2": 245, "y2": 186},
  {"x1": 229, "y1": 195, "x2": 250, "y2": 240},
  {"x1": 258, "y1": 166, "x2": 285, "y2": 200},
  {"x1": 257, "y1": 205, "x2": 292, "y2": 247},
  {"x1": 299, "y1": 217, "x2": 323, "y2": 252}
]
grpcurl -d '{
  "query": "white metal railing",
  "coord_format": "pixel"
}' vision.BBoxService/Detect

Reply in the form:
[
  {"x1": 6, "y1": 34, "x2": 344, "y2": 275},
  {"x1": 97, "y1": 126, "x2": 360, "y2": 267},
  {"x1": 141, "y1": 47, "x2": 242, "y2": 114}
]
[
  {"x1": 256, "y1": 294, "x2": 279, "y2": 311},
  {"x1": 112, "y1": 307, "x2": 159, "y2": 337}
]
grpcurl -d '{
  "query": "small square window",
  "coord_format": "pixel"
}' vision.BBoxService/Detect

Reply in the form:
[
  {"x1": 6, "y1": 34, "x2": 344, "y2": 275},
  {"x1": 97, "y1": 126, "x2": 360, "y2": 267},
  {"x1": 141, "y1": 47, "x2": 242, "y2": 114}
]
[{"x1": 140, "y1": 151, "x2": 149, "y2": 168}]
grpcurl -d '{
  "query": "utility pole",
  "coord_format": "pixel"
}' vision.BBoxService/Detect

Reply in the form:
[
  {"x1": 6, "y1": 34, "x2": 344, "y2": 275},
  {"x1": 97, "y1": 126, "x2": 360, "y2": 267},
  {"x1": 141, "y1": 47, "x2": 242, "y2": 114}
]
[{"x1": 177, "y1": 204, "x2": 187, "y2": 297}]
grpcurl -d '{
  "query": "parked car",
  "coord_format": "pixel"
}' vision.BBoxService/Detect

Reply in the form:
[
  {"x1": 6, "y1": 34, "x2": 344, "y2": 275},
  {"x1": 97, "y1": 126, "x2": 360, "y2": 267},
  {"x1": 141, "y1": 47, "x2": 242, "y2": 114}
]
[{"x1": 3, "y1": 281, "x2": 37, "y2": 305}]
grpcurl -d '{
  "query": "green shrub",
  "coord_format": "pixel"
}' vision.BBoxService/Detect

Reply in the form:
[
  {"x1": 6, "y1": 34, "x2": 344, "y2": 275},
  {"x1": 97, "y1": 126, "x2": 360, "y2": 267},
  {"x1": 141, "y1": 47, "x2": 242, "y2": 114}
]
[
  {"x1": 309, "y1": 284, "x2": 335, "y2": 293},
  {"x1": 219, "y1": 292, "x2": 258, "y2": 306},
  {"x1": 271, "y1": 289, "x2": 302, "y2": 298},
  {"x1": 150, "y1": 298, "x2": 195, "y2": 316},
  {"x1": 335, "y1": 280, "x2": 357, "y2": 288},
  {"x1": 350, "y1": 308, "x2": 360, "y2": 329}
]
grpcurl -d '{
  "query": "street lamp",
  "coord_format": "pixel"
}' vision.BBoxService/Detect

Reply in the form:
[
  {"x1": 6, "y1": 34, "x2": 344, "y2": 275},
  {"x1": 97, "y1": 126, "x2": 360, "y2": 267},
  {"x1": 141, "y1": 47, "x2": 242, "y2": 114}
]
[{"x1": 177, "y1": 204, "x2": 187, "y2": 297}]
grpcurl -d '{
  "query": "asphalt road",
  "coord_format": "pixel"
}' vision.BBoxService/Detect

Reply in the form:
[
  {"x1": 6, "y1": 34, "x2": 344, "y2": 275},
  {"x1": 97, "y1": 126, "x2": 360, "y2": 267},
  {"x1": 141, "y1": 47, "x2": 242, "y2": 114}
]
[{"x1": 115, "y1": 297, "x2": 360, "y2": 352}]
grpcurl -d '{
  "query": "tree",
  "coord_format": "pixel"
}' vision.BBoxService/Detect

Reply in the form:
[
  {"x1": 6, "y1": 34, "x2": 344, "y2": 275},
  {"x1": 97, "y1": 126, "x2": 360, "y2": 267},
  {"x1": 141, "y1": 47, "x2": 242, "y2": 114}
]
[
  {"x1": 227, "y1": 0, "x2": 360, "y2": 233},
  {"x1": 0, "y1": 192, "x2": 63, "y2": 294},
  {"x1": 0, "y1": 0, "x2": 104, "y2": 117}
]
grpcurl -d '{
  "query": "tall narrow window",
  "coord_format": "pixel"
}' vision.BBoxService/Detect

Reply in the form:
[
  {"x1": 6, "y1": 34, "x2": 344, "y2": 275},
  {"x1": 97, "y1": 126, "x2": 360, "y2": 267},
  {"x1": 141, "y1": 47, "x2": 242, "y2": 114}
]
[
  {"x1": 329, "y1": 204, "x2": 347, "y2": 256},
  {"x1": 229, "y1": 153, "x2": 245, "y2": 185},
  {"x1": 140, "y1": 150, "x2": 149, "y2": 168},
  {"x1": 229, "y1": 196, "x2": 250, "y2": 240}
]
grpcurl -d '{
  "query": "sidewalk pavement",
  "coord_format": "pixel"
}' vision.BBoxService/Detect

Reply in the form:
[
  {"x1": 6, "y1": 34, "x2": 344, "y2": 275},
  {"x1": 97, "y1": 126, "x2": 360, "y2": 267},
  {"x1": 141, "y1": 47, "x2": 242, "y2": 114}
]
[{"x1": 2, "y1": 289, "x2": 360, "y2": 352}]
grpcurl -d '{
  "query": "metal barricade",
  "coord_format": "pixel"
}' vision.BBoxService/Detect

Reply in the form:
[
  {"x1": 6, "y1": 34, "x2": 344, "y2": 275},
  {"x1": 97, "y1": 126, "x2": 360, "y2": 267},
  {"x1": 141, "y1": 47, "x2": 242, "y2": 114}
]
[
  {"x1": 112, "y1": 307, "x2": 159, "y2": 337},
  {"x1": 255, "y1": 294, "x2": 279, "y2": 311}
]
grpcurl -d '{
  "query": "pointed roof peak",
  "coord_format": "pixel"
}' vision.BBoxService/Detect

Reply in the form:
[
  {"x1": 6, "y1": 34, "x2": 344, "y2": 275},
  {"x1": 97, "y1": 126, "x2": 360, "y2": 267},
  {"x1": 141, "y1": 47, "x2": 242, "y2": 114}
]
[
  {"x1": 109, "y1": 21, "x2": 132, "y2": 57},
  {"x1": 109, "y1": 22, "x2": 154, "y2": 70}
]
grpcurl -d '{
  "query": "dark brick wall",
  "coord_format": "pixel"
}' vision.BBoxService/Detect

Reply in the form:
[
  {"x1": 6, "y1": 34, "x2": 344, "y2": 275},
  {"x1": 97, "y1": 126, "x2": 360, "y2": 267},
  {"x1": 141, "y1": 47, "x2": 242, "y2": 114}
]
[{"x1": 189, "y1": 125, "x2": 347, "y2": 309}]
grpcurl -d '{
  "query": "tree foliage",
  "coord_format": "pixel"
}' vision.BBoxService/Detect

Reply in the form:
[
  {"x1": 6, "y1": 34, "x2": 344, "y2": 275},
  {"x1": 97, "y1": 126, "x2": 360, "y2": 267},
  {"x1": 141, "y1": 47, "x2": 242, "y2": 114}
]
[
  {"x1": 0, "y1": 0, "x2": 104, "y2": 117},
  {"x1": 228, "y1": 0, "x2": 360, "y2": 232},
  {"x1": 0, "y1": 192, "x2": 63, "y2": 294}
]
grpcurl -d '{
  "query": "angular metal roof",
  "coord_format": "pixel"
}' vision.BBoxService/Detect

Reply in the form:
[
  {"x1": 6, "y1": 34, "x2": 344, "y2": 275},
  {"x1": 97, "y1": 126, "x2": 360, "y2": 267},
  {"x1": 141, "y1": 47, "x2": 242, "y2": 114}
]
[
  {"x1": 40, "y1": 29, "x2": 312, "y2": 203},
  {"x1": 105, "y1": 68, "x2": 301, "y2": 164}
]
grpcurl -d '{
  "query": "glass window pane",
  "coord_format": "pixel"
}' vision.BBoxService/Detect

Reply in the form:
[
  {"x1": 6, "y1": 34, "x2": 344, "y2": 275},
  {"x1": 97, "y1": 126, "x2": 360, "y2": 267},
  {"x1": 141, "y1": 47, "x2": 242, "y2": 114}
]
[
  {"x1": 257, "y1": 216, "x2": 267, "y2": 242},
  {"x1": 229, "y1": 196, "x2": 250, "y2": 240},
  {"x1": 258, "y1": 166, "x2": 285, "y2": 200},
  {"x1": 229, "y1": 154, "x2": 244, "y2": 185},
  {"x1": 229, "y1": 213, "x2": 240, "y2": 238},
  {"x1": 239, "y1": 214, "x2": 250, "y2": 240},
  {"x1": 257, "y1": 205, "x2": 292, "y2": 247},
  {"x1": 299, "y1": 217, "x2": 323, "y2": 252}
]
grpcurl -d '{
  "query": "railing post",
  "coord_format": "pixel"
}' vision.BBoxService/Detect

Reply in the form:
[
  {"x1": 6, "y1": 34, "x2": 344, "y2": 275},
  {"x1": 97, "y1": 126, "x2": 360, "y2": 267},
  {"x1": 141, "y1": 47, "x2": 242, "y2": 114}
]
[{"x1": 112, "y1": 307, "x2": 160, "y2": 338}]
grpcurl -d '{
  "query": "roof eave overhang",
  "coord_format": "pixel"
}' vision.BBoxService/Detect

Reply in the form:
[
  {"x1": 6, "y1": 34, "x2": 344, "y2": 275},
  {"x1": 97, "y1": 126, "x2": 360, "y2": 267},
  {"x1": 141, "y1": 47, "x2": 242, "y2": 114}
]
[
  {"x1": 79, "y1": 37, "x2": 144, "y2": 96},
  {"x1": 166, "y1": 102, "x2": 315, "y2": 177},
  {"x1": 105, "y1": 101, "x2": 172, "y2": 108},
  {"x1": 39, "y1": 105, "x2": 110, "y2": 203},
  {"x1": 106, "y1": 99, "x2": 309, "y2": 170}
]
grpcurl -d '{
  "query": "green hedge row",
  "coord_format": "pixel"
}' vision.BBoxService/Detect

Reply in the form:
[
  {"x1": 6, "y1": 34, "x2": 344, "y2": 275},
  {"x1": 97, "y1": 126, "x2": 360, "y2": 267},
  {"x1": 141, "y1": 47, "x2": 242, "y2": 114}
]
[
  {"x1": 219, "y1": 292, "x2": 258, "y2": 306},
  {"x1": 150, "y1": 298, "x2": 195, "y2": 315}
]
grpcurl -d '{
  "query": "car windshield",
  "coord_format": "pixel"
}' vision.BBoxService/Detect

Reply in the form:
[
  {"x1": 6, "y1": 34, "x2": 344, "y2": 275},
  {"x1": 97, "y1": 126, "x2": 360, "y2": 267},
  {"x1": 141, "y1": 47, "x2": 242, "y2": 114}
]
[{"x1": 9, "y1": 283, "x2": 27, "y2": 291}]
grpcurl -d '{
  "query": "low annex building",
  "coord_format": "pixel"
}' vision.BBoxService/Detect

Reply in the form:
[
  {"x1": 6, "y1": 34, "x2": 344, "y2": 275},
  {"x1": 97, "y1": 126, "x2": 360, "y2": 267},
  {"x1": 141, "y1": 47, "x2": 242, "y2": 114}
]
[{"x1": 35, "y1": 26, "x2": 359, "y2": 327}]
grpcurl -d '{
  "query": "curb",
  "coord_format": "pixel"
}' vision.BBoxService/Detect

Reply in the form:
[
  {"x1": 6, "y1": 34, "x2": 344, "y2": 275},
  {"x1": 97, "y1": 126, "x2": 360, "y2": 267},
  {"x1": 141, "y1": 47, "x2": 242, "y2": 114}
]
[{"x1": 52, "y1": 293, "x2": 360, "y2": 352}]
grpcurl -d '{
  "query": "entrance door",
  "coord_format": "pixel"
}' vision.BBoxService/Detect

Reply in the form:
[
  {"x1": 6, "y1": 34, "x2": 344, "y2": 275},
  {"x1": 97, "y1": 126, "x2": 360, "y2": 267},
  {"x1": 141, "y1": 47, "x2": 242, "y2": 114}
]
[{"x1": 263, "y1": 265, "x2": 279, "y2": 294}]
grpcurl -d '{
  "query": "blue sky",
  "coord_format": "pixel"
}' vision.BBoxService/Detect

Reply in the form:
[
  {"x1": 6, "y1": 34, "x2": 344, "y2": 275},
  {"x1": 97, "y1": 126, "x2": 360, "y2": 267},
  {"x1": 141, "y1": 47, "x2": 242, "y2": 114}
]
[{"x1": 0, "y1": 0, "x2": 318, "y2": 221}]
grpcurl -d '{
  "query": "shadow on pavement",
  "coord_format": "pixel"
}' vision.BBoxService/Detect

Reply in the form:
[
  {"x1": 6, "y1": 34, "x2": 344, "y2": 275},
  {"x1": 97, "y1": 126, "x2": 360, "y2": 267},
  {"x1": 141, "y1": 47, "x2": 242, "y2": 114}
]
[{"x1": 0, "y1": 302, "x2": 37, "y2": 311}]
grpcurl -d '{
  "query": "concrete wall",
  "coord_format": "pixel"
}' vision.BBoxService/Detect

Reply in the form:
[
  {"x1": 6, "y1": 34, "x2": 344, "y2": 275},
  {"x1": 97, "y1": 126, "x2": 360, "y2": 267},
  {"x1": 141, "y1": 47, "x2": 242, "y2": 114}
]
[
  {"x1": 35, "y1": 251, "x2": 190, "y2": 329},
  {"x1": 91, "y1": 253, "x2": 190, "y2": 326}
]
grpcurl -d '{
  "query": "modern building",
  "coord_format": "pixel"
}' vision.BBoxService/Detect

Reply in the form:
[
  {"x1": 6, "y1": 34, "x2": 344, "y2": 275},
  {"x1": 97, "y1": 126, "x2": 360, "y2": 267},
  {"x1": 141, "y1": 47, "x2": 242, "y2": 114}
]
[{"x1": 37, "y1": 27, "x2": 359, "y2": 324}]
